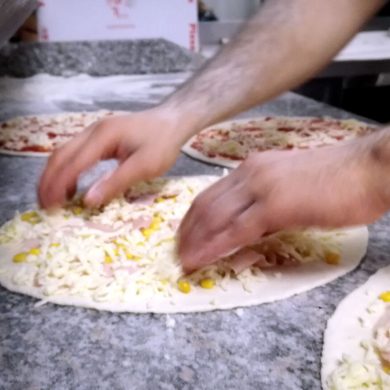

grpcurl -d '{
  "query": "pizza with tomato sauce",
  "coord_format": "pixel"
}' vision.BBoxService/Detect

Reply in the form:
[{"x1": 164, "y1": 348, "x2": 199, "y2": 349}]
[
  {"x1": 0, "y1": 111, "x2": 120, "y2": 156},
  {"x1": 182, "y1": 116, "x2": 377, "y2": 168}
]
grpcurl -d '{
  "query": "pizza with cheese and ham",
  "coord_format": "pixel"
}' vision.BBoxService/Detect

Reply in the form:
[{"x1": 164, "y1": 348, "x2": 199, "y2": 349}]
[
  {"x1": 182, "y1": 116, "x2": 377, "y2": 168},
  {"x1": 0, "y1": 111, "x2": 120, "y2": 156},
  {"x1": 0, "y1": 176, "x2": 368, "y2": 313}
]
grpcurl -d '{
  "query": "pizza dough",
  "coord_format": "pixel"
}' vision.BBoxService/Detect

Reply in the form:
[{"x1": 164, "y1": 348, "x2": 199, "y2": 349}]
[
  {"x1": 183, "y1": 116, "x2": 377, "y2": 168},
  {"x1": 322, "y1": 266, "x2": 390, "y2": 389},
  {"x1": 0, "y1": 176, "x2": 368, "y2": 313},
  {"x1": 0, "y1": 111, "x2": 122, "y2": 156}
]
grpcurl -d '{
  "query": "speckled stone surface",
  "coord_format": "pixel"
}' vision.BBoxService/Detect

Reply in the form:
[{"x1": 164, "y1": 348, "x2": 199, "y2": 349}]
[
  {"x1": 0, "y1": 39, "x2": 203, "y2": 77},
  {"x1": 0, "y1": 76, "x2": 388, "y2": 390}
]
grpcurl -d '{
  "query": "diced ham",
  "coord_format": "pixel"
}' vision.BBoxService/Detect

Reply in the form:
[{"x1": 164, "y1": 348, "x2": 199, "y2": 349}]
[
  {"x1": 25, "y1": 239, "x2": 41, "y2": 250},
  {"x1": 257, "y1": 253, "x2": 298, "y2": 268},
  {"x1": 229, "y1": 248, "x2": 263, "y2": 274},
  {"x1": 229, "y1": 245, "x2": 300, "y2": 274},
  {"x1": 103, "y1": 264, "x2": 114, "y2": 278},
  {"x1": 125, "y1": 193, "x2": 157, "y2": 205},
  {"x1": 129, "y1": 215, "x2": 152, "y2": 230},
  {"x1": 117, "y1": 265, "x2": 138, "y2": 274},
  {"x1": 168, "y1": 219, "x2": 181, "y2": 231},
  {"x1": 255, "y1": 254, "x2": 276, "y2": 268},
  {"x1": 83, "y1": 221, "x2": 119, "y2": 233}
]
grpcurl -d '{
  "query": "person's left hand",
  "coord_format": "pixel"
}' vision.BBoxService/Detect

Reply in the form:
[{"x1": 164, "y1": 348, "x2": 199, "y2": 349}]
[{"x1": 178, "y1": 140, "x2": 389, "y2": 273}]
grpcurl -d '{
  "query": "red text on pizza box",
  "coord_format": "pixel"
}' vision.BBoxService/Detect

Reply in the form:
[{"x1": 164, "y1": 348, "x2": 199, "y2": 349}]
[{"x1": 37, "y1": 0, "x2": 199, "y2": 51}]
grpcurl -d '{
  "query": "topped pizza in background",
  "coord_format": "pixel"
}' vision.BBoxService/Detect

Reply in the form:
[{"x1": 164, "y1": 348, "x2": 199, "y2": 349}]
[
  {"x1": 182, "y1": 116, "x2": 378, "y2": 168},
  {"x1": 0, "y1": 110, "x2": 120, "y2": 156}
]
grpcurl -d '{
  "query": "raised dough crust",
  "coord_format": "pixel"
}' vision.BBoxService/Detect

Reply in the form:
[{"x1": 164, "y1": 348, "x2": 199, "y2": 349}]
[
  {"x1": 0, "y1": 149, "x2": 51, "y2": 157},
  {"x1": 182, "y1": 142, "x2": 239, "y2": 168}
]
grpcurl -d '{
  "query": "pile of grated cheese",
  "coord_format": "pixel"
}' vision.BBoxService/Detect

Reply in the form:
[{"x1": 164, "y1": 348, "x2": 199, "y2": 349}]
[
  {"x1": 0, "y1": 176, "x2": 341, "y2": 304},
  {"x1": 327, "y1": 297, "x2": 390, "y2": 390}
]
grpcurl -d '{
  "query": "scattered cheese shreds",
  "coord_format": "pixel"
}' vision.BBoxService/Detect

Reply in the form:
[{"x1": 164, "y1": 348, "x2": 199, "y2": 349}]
[{"x1": 0, "y1": 177, "x2": 342, "y2": 304}]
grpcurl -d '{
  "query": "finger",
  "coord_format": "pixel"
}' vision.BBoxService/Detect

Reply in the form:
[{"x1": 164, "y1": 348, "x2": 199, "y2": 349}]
[
  {"x1": 39, "y1": 126, "x2": 118, "y2": 208},
  {"x1": 178, "y1": 184, "x2": 253, "y2": 266},
  {"x1": 84, "y1": 149, "x2": 160, "y2": 207},
  {"x1": 178, "y1": 169, "x2": 241, "y2": 243},
  {"x1": 38, "y1": 125, "x2": 96, "y2": 208},
  {"x1": 180, "y1": 202, "x2": 267, "y2": 273}
]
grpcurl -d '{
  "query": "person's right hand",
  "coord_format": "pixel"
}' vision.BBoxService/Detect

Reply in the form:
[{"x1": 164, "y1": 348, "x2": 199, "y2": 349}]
[{"x1": 38, "y1": 108, "x2": 185, "y2": 209}]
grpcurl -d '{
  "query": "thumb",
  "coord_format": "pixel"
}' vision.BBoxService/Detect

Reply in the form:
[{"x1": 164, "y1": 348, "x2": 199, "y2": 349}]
[{"x1": 84, "y1": 151, "x2": 160, "y2": 208}]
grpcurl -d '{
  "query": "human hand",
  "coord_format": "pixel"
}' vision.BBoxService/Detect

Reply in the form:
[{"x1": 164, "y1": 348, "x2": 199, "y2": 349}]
[
  {"x1": 39, "y1": 108, "x2": 185, "y2": 209},
  {"x1": 178, "y1": 140, "x2": 388, "y2": 272}
]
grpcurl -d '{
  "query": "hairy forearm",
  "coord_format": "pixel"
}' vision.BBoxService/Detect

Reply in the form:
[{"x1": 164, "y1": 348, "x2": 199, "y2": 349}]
[{"x1": 162, "y1": 0, "x2": 384, "y2": 141}]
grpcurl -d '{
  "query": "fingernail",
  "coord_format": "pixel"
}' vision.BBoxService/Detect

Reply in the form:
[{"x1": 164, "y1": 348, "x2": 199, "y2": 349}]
[
  {"x1": 219, "y1": 246, "x2": 241, "y2": 258},
  {"x1": 85, "y1": 181, "x2": 104, "y2": 207},
  {"x1": 85, "y1": 172, "x2": 112, "y2": 207},
  {"x1": 180, "y1": 249, "x2": 204, "y2": 273}
]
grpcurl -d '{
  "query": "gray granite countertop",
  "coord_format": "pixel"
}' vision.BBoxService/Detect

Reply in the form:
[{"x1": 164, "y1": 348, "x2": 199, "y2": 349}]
[
  {"x1": 0, "y1": 39, "x2": 203, "y2": 77},
  {"x1": 0, "y1": 73, "x2": 388, "y2": 390}
]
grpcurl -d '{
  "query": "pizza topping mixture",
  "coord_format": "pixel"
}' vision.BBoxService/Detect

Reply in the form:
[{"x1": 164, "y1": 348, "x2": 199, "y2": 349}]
[
  {"x1": 327, "y1": 297, "x2": 390, "y2": 389},
  {"x1": 0, "y1": 111, "x2": 118, "y2": 154},
  {"x1": 0, "y1": 176, "x2": 341, "y2": 303},
  {"x1": 190, "y1": 117, "x2": 376, "y2": 161}
]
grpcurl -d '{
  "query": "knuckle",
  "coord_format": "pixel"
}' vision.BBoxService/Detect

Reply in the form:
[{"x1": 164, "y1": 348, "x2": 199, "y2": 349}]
[
  {"x1": 142, "y1": 164, "x2": 161, "y2": 178},
  {"x1": 94, "y1": 119, "x2": 108, "y2": 135},
  {"x1": 191, "y1": 197, "x2": 213, "y2": 222},
  {"x1": 241, "y1": 153, "x2": 261, "y2": 173},
  {"x1": 48, "y1": 148, "x2": 61, "y2": 165}
]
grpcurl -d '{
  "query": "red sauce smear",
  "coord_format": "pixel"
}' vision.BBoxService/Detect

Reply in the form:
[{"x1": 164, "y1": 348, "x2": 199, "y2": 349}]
[{"x1": 21, "y1": 145, "x2": 50, "y2": 152}]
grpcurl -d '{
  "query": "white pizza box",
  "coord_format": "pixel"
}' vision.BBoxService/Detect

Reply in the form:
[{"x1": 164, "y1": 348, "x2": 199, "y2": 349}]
[{"x1": 37, "y1": 0, "x2": 199, "y2": 51}]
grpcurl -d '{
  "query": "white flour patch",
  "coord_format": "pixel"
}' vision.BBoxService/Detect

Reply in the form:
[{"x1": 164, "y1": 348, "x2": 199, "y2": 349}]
[{"x1": 0, "y1": 73, "x2": 190, "y2": 119}]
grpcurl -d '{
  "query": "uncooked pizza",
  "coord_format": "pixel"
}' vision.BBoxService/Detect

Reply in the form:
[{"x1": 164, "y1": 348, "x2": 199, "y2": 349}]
[
  {"x1": 0, "y1": 110, "x2": 119, "y2": 156},
  {"x1": 322, "y1": 266, "x2": 390, "y2": 389},
  {"x1": 0, "y1": 176, "x2": 368, "y2": 313},
  {"x1": 183, "y1": 116, "x2": 377, "y2": 168}
]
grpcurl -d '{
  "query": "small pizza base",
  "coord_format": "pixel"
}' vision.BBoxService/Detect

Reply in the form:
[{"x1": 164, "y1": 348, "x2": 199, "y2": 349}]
[
  {"x1": 321, "y1": 265, "x2": 390, "y2": 388},
  {"x1": 0, "y1": 149, "x2": 51, "y2": 157},
  {"x1": 182, "y1": 116, "x2": 373, "y2": 169},
  {"x1": 0, "y1": 226, "x2": 368, "y2": 313},
  {"x1": 0, "y1": 110, "x2": 126, "y2": 157}
]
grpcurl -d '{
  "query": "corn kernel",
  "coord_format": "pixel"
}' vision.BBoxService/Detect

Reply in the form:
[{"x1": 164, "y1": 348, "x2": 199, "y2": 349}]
[
  {"x1": 21, "y1": 211, "x2": 41, "y2": 224},
  {"x1": 28, "y1": 248, "x2": 41, "y2": 256},
  {"x1": 155, "y1": 197, "x2": 165, "y2": 203},
  {"x1": 383, "y1": 365, "x2": 390, "y2": 374},
  {"x1": 72, "y1": 206, "x2": 83, "y2": 215},
  {"x1": 199, "y1": 278, "x2": 215, "y2": 289},
  {"x1": 150, "y1": 215, "x2": 163, "y2": 230},
  {"x1": 324, "y1": 251, "x2": 340, "y2": 265},
  {"x1": 13, "y1": 252, "x2": 28, "y2": 263},
  {"x1": 177, "y1": 280, "x2": 191, "y2": 294},
  {"x1": 379, "y1": 291, "x2": 390, "y2": 302},
  {"x1": 141, "y1": 228, "x2": 154, "y2": 239},
  {"x1": 104, "y1": 254, "x2": 113, "y2": 264},
  {"x1": 50, "y1": 242, "x2": 60, "y2": 248},
  {"x1": 125, "y1": 252, "x2": 140, "y2": 261},
  {"x1": 113, "y1": 247, "x2": 120, "y2": 257}
]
